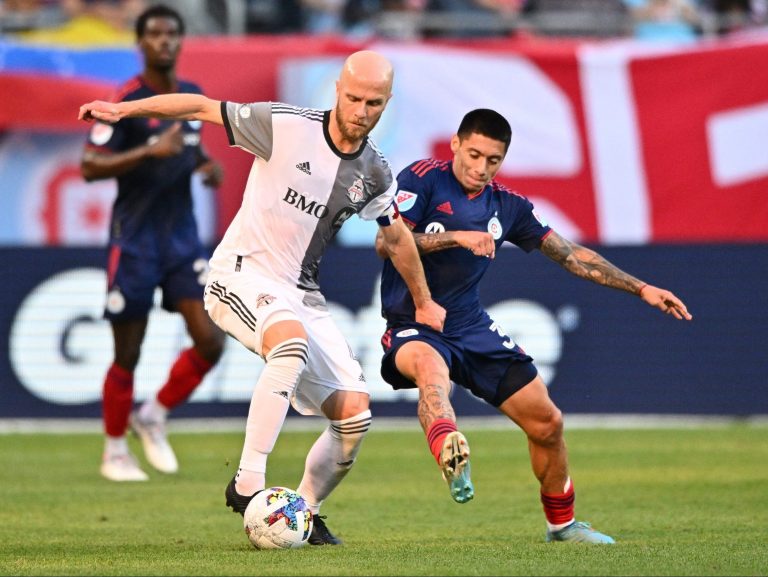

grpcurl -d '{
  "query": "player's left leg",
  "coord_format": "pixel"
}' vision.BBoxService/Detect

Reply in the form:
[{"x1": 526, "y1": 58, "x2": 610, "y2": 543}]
[
  {"x1": 132, "y1": 299, "x2": 225, "y2": 474},
  {"x1": 296, "y1": 389, "x2": 371, "y2": 546},
  {"x1": 498, "y1": 375, "x2": 614, "y2": 543},
  {"x1": 291, "y1": 306, "x2": 372, "y2": 545}
]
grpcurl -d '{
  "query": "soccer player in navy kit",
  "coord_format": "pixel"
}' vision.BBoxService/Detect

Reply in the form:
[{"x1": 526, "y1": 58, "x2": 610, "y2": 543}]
[
  {"x1": 79, "y1": 50, "x2": 446, "y2": 544},
  {"x1": 377, "y1": 108, "x2": 692, "y2": 543},
  {"x1": 80, "y1": 5, "x2": 225, "y2": 482}
]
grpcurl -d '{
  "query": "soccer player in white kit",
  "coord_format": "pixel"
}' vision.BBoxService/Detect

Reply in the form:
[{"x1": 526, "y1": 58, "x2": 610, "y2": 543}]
[{"x1": 79, "y1": 50, "x2": 446, "y2": 545}]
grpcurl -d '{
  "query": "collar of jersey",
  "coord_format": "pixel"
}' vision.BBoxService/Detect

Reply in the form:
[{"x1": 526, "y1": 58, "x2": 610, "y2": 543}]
[{"x1": 323, "y1": 110, "x2": 368, "y2": 161}]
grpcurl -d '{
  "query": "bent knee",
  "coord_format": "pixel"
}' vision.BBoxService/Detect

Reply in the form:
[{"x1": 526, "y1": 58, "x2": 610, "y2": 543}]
[
  {"x1": 197, "y1": 337, "x2": 225, "y2": 364},
  {"x1": 322, "y1": 391, "x2": 370, "y2": 421},
  {"x1": 526, "y1": 407, "x2": 564, "y2": 447}
]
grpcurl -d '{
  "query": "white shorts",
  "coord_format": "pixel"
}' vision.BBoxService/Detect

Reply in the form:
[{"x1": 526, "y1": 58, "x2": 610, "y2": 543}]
[{"x1": 204, "y1": 270, "x2": 369, "y2": 416}]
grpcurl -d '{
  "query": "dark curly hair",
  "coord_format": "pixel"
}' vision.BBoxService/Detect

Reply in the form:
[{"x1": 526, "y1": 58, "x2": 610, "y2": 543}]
[{"x1": 135, "y1": 4, "x2": 185, "y2": 39}]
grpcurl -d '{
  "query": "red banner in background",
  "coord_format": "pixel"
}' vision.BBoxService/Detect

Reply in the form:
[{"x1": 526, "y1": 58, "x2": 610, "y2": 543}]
[
  {"x1": 630, "y1": 42, "x2": 768, "y2": 242},
  {"x1": 3, "y1": 34, "x2": 767, "y2": 244}
]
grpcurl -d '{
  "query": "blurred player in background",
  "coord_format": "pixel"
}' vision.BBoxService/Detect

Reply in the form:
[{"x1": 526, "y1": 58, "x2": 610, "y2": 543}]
[
  {"x1": 78, "y1": 50, "x2": 446, "y2": 544},
  {"x1": 376, "y1": 108, "x2": 692, "y2": 543},
  {"x1": 80, "y1": 4, "x2": 225, "y2": 482}
]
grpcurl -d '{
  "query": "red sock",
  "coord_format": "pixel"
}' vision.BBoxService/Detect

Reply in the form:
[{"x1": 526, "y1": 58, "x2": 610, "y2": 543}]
[
  {"x1": 426, "y1": 418, "x2": 457, "y2": 464},
  {"x1": 541, "y1": 478, "x2": 575, "y2": 525},
  {"x1": 103, "y1": 363, "x2": 134, "y2": 437},
  {"x1": 156, "y1": 348, "x2": 214, "y2": 410}
]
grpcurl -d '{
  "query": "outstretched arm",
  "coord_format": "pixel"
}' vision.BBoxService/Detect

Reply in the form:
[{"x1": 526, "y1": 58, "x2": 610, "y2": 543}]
[
  {"x1": 378, "y1": 218, "x2": 446, "y2": 331},
  {"x1": 540, "y1": 230, "x2": 692, "y2": 320},
  {"x1": 79, "y1": 94, "x2": 223, "y2": 125}
]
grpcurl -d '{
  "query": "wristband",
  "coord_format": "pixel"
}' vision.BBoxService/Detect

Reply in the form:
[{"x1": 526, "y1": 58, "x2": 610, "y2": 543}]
[{"x1": 638, "y1": 283, "x2": 649, "y2": 297}]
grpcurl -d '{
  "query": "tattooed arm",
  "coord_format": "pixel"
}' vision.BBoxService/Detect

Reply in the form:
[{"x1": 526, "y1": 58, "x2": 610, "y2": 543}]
[
  {"x1": 375, "y1": 227, "x2": 496, "y2": 258},
  {"x1": 540, "y1": 231, "x2": 693, "y2": 320}
]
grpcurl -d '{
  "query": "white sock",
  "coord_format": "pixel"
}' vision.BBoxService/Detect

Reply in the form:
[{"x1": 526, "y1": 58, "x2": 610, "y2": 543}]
[
  {"x1": 235, "y1": 466, "x2": 266, "y2": 496},
  {"x1": 105, "y1": 435, "x2": 128, "y2": 457},
  {"x1": 547, "y1": 518, "x2": 576, "y2": 532},
  {"x1": 297, "y1": 409, "x2": 371, "y2": 514},
  {"x1": 237, "y1": 338, "x2": 308, "y2": 495},
  {"x1": 138, "y1": 398, "x2": 168, "y2": 423}
]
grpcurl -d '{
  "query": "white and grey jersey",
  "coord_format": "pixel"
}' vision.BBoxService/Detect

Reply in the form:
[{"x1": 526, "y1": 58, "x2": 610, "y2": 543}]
[{"x1": 211, "y1": 101, "x2": 398, "y2": 292}]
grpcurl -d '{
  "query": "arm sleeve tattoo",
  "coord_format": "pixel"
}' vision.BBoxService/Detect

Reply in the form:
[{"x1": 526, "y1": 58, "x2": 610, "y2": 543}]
[
  {"x1": 412, "y1": 232, "x2": 460, "y2": 254},
  {"x1": 540, "y1": 232, "x2": 645, "y2": 295}
]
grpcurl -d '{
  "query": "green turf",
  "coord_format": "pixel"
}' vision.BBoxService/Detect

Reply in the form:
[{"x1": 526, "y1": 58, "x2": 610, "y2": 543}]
[{"x1": 0, "y1": 424, "x2": 766, "y2": 576}]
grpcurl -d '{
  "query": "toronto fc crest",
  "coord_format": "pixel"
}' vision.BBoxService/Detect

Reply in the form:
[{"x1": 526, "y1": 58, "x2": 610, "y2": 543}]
[
  {"x1": 347, "y1": 178, "x2": 365, "y2": 203},
  {"x1": 256, "y1": 293, "x2": 276, "y2": 308}
]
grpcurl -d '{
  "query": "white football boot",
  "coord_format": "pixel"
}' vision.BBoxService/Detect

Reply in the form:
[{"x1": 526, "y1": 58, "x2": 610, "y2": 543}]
[
  {"x1": 130, "y1": 412, "x2": 179, "y2": 474},
  {"x1": 100, "y1": 452, "x2": 149, "y2": 482}
]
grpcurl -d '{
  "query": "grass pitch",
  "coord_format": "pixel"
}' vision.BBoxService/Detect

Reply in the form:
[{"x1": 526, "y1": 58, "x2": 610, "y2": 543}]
[{"x1": 0, "y1": 423, "x2": 766, "y2": 576}]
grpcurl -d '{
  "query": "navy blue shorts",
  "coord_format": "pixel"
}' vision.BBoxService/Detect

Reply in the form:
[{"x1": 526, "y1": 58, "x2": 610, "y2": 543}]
[
  {"x1": 104, "y1": 243, "x2": 207, "y2": 321},
  {"x1": 380, "y1": 316, "x2": 538, "y2": 407}
]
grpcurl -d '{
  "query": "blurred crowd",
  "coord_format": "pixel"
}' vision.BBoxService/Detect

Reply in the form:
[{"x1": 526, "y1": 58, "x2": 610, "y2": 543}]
[{"x1": 1, "y1": 0, "x2": 766, "y2": 43}]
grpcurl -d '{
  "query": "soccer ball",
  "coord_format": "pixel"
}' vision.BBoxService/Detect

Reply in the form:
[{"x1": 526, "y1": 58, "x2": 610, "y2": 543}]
[{"x1": 243, "y1": 486, "x2": 313, "y2": 550}]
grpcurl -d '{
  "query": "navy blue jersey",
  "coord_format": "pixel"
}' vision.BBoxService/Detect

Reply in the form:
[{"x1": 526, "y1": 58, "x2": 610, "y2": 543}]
[
  {"x1": 85, "y1": 76, "x2": 206, "y2": 262},
  {"x1": 380, "y1": 159, "x2": 552, "y2": 333}
]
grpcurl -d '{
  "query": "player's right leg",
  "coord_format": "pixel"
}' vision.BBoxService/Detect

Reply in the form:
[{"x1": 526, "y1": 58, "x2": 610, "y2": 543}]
[
  {"x1": 391, "y1": 338, "x2": 473, "y2": 504},
  {"x1": 100, "y1": 246, "x2": 163, "y2": 482},
  {"x1": 204, "y1": 273, "x2": 308, "y2": 515},
  {"x1": 100, "y1": 318, "x2": 149, "y2": 482},
  {"x1": 229, "y1": 320, "x2": 308, "y2": 514}
]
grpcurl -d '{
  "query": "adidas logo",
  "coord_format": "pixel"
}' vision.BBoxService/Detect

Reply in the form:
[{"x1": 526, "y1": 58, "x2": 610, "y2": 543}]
[
  {"x1": 296, "y1": 161, "x2": 311, "y2": 175},
  {"x1": 436, "y1": 201, "x2": 453, "y2": 215}
]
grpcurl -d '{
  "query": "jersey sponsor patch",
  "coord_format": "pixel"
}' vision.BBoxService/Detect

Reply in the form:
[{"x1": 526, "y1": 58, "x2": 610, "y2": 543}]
[
  {"x1": 425, "y1": 222, "x2": 445, "y2": 234},
  {"x1": 532, "y1": 209, "x2": 548, "y2": 227},
  {"x1": 89, "y1": 122, "x2": 114, "y2": 146},
  {"x1": 395, "y1": 328, "x2": 419, "y2": 338},
  {"x1": 395, "y1": 190, "x2": 417, "y2": 212},
  {"x1": 488, "y1": 216, "x2": 503, "y2": 240},
  {"x1": 238, "y1": 105, "x2": 251, "y2": 119}
]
